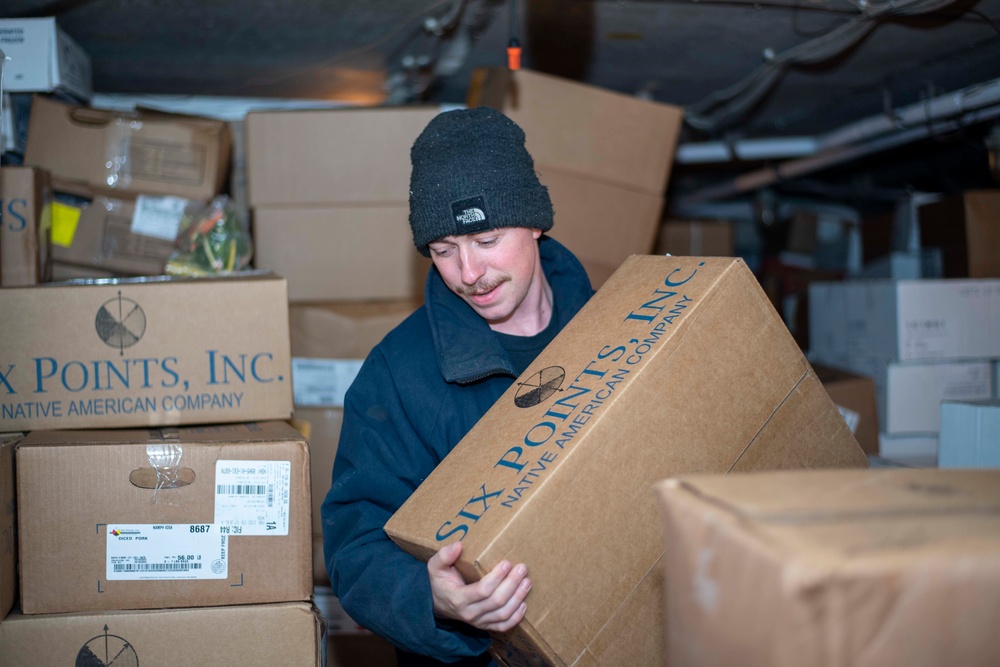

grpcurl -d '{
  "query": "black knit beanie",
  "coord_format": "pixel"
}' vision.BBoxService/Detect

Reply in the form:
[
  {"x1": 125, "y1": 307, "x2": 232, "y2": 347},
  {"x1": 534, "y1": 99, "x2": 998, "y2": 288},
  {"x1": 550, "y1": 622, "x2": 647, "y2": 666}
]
[{"x1": 409, "y1": 107, "x2": 554, "y2": 257}]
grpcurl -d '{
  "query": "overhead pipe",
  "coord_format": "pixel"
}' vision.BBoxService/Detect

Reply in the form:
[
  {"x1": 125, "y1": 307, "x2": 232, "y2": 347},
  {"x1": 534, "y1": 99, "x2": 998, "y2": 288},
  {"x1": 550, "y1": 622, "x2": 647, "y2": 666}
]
[{"x1": 677, "y1": 77, "x2": 1000, "y2": 205}]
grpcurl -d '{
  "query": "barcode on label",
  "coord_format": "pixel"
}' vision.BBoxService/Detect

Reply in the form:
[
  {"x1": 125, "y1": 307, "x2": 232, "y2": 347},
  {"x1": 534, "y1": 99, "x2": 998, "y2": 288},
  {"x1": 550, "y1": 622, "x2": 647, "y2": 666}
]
[
  {"x1": 217, "y1": 484, "x2": 267, "y2": 495},
  {"x1": 113, "y1": 563, "x2": 203, "y2": 572}
]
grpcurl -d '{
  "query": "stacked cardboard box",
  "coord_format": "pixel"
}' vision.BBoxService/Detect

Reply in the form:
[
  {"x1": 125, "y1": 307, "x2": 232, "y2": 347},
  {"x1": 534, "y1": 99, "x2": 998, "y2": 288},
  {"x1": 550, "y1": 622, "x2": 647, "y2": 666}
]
[
  {"x1": 809, "y1": 278, "x2": 1000, "y2": 461},
  {"x1": 655, "y1": 468, "x2": 1000, "y2": 667},
  {"x1": 20, "y1": 94, "x2": 232, "y2": 278},
  {"x1": 918, "y1": 190, "x2": 1000, "y2": 279},
  {"x1": 0, "y1": 166, "x2": 51, "y2": 286},
  {"x1": 0, "y1": 433, "x2": 18, "y2": 622},
  {"x1": 0, "y1": 274, "x2": 324, "y2": 662},
  {"x1": 246, "y1": 105, "x2": 439, "y2": 302},
  {"x1": 938, "y1": 399, "x2": 1000, "y2": 467},
  {"x1": 386, "y1": 255, "x2": 868, "y2": 666}
]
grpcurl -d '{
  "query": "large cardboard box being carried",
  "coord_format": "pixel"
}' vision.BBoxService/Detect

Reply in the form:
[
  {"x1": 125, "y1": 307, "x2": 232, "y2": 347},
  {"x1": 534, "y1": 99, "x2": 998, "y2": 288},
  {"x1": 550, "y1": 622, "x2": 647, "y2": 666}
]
[
  {"x1": 24, "y1": 95, "x2": 231, "y2": 201},
  {"x1": 16, "y1": 421, "x2": 312, "y2": 615},
  {"x1": 654, "y1": 468, "x2": 1000, "y2": 667},
  {"x1": 385, "y1": 255, "x2": 868, "y2": 667},
  {"x1": 0, "y1": 433, "x2": 19, "y2": 621},
  {"x1": 0, "y1": 272, "x2": 293, "y2": 431},
  {"x1": 0, "y1": 601, "x2": 325, "y2": 666},
  {"x1": 0, "y1": 166, "x2": 51, "y2": 286}
]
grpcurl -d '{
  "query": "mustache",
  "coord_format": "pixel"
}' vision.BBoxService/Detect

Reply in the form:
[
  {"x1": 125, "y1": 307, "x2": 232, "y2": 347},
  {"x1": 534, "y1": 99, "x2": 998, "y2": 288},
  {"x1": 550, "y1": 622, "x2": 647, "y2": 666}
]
[{"x1": 458, "y1": 274, "x2": 510, "y2": 296}]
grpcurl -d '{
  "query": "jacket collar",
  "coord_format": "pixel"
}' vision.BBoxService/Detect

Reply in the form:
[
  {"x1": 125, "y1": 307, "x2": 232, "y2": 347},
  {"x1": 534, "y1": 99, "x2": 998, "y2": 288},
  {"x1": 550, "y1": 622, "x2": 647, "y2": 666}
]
[{"x1": 425, "y1": 235, "x2": 593, "y2": 384}]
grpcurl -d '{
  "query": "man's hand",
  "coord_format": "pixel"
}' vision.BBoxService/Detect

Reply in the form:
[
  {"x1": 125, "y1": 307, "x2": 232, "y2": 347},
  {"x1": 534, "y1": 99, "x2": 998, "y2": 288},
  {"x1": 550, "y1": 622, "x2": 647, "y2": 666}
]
[{"x1": 428, "y1": 540, "x2": 531, "y2": 632}]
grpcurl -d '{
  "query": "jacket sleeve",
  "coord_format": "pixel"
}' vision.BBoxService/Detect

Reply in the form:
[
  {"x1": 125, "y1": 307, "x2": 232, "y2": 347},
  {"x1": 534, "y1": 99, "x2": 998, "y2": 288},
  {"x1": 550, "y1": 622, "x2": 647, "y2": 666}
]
[{"x1": 320, "y1": 348, "x2": 491, "y2": 660}]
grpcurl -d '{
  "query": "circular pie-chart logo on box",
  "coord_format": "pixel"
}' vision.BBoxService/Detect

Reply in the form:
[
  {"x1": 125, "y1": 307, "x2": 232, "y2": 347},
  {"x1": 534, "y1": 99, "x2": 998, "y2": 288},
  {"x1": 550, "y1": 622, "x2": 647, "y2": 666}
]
[
  {"x1": 96, "y1": 291, "x2": 147, "y2": 354},
  {"x1": 514, "y1": 366, "x2": 565, "y2": 408},
  {"x1": 77, "y1": 626, "x2": 138, "y2": 667}
]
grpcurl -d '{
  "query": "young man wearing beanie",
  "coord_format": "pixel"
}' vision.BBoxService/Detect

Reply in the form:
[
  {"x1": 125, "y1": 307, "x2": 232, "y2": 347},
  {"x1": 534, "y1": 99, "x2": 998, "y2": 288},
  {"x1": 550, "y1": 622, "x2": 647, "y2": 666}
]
[{"x1": 322, "y1": 107, "x2": 594, "y2": 666}]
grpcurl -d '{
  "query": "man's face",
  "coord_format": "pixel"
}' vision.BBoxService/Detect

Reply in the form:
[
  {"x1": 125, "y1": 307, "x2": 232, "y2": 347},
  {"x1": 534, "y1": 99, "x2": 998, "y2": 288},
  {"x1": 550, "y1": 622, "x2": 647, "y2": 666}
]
[{"x1": 428, "y1": 227, "x2": 545, "y2": 329}]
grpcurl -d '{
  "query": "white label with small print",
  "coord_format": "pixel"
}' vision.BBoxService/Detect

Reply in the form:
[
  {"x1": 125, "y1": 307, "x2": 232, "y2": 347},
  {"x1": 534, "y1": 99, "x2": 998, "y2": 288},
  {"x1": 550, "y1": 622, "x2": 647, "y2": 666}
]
[
  {"x1": 106, "y1": 524, "x2": 227, "y2": 580},
  {"x1": 215, "y1": 460, "x2": 291, "y2": 536}
]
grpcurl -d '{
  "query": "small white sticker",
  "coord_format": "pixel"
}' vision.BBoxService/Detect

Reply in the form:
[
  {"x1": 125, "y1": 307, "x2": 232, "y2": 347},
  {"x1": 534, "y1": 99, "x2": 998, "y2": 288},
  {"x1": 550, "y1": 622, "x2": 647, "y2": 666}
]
[
  {"x1": 106, "y1": 524, "x2": 227, "y2": 580},
  {"x1": 215, "y1": 460, "x2": 291, "y2": 535},
  {"x1": 131, "y1": 195, "x2": 190, "y2": 240},
  {"x1": 292, "y1": 357, "x2": 364, "y2": 407},
  {"x1": 836, "y1": 404, "x2": 861, "y2": 434}
]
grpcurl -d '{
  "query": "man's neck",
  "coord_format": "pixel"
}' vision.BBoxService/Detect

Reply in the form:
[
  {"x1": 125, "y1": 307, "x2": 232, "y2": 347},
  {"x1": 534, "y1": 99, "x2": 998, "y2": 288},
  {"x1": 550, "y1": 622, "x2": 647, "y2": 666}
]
[{"x1": 489, "y1": 272, "x2": 554, "y2": 337}]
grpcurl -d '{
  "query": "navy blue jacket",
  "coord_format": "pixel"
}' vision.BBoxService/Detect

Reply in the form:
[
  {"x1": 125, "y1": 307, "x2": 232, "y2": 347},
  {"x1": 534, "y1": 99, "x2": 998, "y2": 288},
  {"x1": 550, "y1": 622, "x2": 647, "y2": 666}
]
[{"x1": 321, "y1": 236, "x2": 593, "y2": 664}]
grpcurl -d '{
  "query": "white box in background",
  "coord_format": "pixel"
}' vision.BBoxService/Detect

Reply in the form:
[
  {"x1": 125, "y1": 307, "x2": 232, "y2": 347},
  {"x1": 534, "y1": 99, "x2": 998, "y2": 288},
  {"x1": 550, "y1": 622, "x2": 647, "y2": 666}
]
[
  {"x1": 809, "y1": 279, "x2": 1000, "y2": 363},
  {"x1": 0, "y1": 18, "x2": 92, "y2": 100},
  {"x1": 878, "y1": 432, "x2": 939, "y2": 466},
  {"x1": 939, "y1": 400, "x2": 1000, "y2": 468}
]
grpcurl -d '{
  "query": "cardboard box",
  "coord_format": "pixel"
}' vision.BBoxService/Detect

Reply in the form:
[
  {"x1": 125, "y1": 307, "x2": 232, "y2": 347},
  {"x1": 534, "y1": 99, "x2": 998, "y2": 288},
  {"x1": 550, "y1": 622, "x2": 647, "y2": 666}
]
[
  {"x1": 253, "y1": 205, "x2": 431, "y2": 302},
  {"x1": 469, "y1": 68, "x2": 683, "y2": 196},
  {"x1": 1, "y1": 166, "x2": 51, "y2": 286},
  {"x1": 0, "y1": 601, "x2": 324, "y2": 665},
  {"x1": 809, "y1": 278, "x2": 1000, "y2": 362},
  {"x1": 47, "y1": 261, "x2": 120, "y2": 282},
  {"x1": 0, "y1": 433, "x2": 19, "y2": 622},
  {"x1": 291, "y1": 407, "x2": 345, "y2": 537},
  {"x1": 877, "y1": 431, "x2": 939, "y2": 464},
  {"x1": 939, "y1": 399, "x2": 1000, "y2": 468},
  {"x1": 24, "y1": 95, "x2": 231, "y2": 201},
  {"x1": 540, "y1": 167, "x2": 663, "y2": 288},
  {"x1": 49, "y1": 186, "x2": 181, "y2": 276},
  {"x1": 0, "y1": 18, "x2": 92, "y2": 100},
  {"x1": 654, "y1": 468, "x2": 1000, "y2": 667},
  {"x1": 289, "y1": 299, "x2": 420, "y2": 361},
  {"x1": 385, "y1": 255, "x2": 868, "y2": 667},
  {"x1": 0, "y1": 272, "x2": 293, "y2": 431},
  {"x1": 245, "y1": 105, "x2": 442, "y2": 207},
  {"x1": 814, "y1": 356, "x2": 993, "y2": 436},
  {"x1": 919, "y1": 190, "x2": 1000, "y2": 278},
  {"x1": 655, "y1": 219, "x2": 735, "y2": 257},
  {"x1": 813, "y1": 363, "x2": 879, "y2": 455},
  {"x1": 15, "y1": 421, "x2": 312, "y2": 614}
]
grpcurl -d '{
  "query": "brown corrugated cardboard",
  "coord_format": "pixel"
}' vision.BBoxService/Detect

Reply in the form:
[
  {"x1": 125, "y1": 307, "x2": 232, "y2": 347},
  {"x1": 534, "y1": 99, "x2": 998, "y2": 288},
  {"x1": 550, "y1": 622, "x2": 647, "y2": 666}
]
[
  {"x1": 289, "y1": 300, "x2": 420, "y2": 360},
  {"x1": 0, "y1": 601, "x2": 324, "y2": 665},
  {"x1": 15, "y1": 421, "x2": 312, "y2": 615},
  {"x1": 540, "y1": 167, "x2": 663, "y2": 288},
  {"x1": 49, "y1": 183, "x2": 180, "y2": 276},
  {"x1": 253, "y1": 205, "x2": 431, "y2": 302},
  {"x1": 0, "y1": 433, "x2": 20, "y2": 621},
  {"x1": 654, "y1": 468, "x2": 1000, "y2": 667},
  {"x1": 655, "y1": 219, "x2": 735, "y2": 257},
  {"x1": 0, "y1": 272, "x2": 293, "y2": 431},
  {"x1": 47, "y1": 261, "x2": 121, "y2": 281},
  {"x1": 1, "y1": 166, "x2": 51, "y2": 286},
  {"x1": 813, "y1": 363, "x2": 879, "y2": 455},
  {"x1": 245, "y1": 105, "x2": 442, "y2": 207},
  {"x1": 293, "y1": 406, "x2": 345, "y2": 537},
  {"x1": 469, "y1": 68, "x2": 683, "y2": 196},
  {"x1": 24, "y1": 95, "x2": 231, "y2": 201},
  {"x1": 919, "y1": 190, "x2": 1000, "y2": 278},
  {"x1": 385, "y1": 255, "x2": 868, "y2": 667}
]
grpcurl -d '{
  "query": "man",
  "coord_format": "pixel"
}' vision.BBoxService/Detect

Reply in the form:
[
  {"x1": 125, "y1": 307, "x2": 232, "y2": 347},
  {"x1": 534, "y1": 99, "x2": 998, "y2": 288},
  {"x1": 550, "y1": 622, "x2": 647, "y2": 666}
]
[{"x1": 322, "y1": 107, "x2": 594, "y2": 666}]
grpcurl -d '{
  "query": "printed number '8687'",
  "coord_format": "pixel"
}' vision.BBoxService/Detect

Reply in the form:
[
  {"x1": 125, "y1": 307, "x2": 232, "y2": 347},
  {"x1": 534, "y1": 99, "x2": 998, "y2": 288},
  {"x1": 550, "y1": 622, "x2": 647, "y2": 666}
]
[{"x1": 189, "y1": 525, "x2": 211, "y2": 533}]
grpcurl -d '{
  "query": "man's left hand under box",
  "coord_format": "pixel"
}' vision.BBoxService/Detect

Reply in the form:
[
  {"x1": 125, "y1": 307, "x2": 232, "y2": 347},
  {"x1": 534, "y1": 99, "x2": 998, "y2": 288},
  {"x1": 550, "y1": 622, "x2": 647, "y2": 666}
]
[
  {"x1": 15, "y1": 421, "x2": 313, "y2": 615},
  {"x1": 0, "y1": 272, "x2": 293, "y2": 431}
]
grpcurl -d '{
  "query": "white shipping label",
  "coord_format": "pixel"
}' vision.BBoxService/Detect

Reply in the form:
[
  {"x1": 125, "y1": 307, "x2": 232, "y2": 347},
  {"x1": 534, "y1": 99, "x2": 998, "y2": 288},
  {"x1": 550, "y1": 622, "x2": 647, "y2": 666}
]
[
  {"x1": 215, "y1": 460, "x2": 291, "y2": 535},
  {"x1": 131, "y1": 194, "x2": 190, "y2": 240},
  {"x1": 106, "y1": 524, "x2": 227, "y2": 580},
  {"x1": 836, "y1": 404, "x2": 861, "y2": 434},
  {"x1": 292, "y1": 357, "x2": 364, "y2": 407}
]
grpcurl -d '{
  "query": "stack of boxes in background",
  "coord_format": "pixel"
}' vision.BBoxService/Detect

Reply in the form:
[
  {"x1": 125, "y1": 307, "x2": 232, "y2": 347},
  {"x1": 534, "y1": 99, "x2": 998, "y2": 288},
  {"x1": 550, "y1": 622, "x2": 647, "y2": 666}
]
[{"x1": 808, "y1": 190, "x2": 1000, "y2": 465}]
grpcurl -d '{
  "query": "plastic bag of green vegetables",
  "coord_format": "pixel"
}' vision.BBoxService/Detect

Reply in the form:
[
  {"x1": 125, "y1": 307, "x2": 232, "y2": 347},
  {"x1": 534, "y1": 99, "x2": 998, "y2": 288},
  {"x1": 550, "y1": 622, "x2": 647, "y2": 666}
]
[{"x1": 165, "y1": 195, "x2": 253, "y2": 276}]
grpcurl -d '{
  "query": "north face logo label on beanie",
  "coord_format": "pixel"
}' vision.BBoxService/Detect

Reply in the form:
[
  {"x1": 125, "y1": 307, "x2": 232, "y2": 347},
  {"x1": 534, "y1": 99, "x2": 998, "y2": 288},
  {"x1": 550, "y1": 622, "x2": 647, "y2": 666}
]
[{"x1": 452, "y1": 195, "x2": 490, "y2": 231}]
